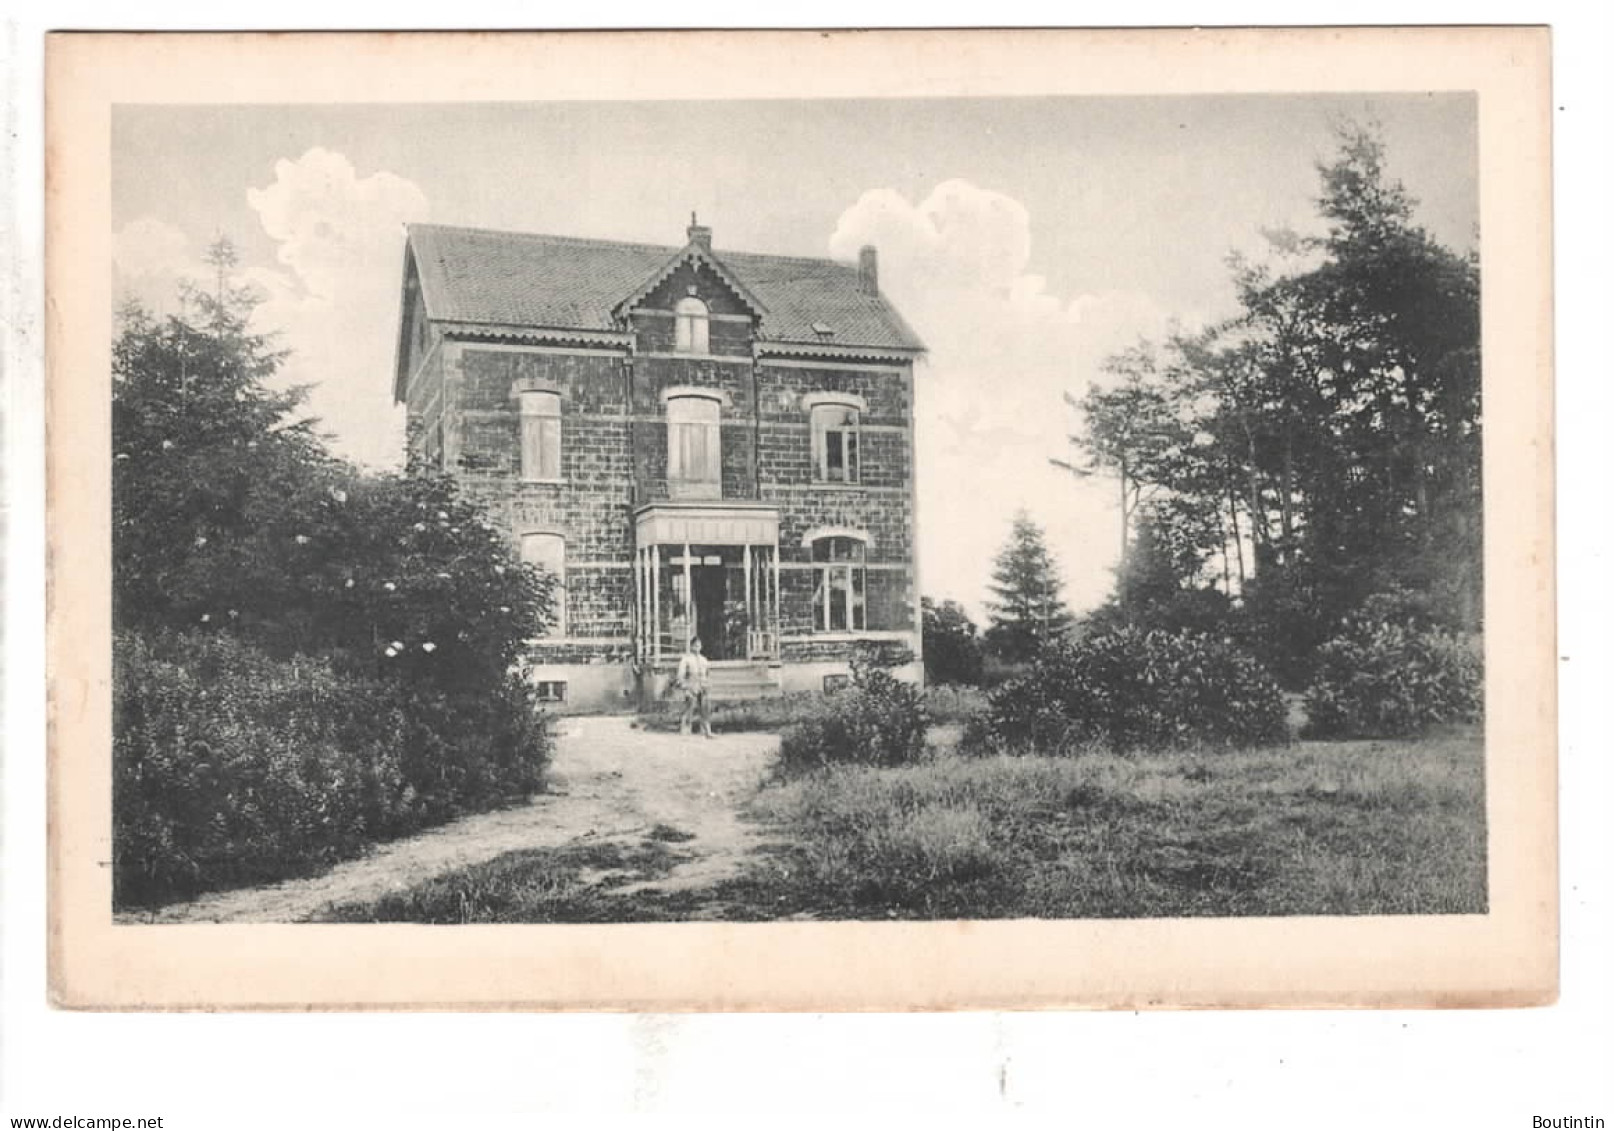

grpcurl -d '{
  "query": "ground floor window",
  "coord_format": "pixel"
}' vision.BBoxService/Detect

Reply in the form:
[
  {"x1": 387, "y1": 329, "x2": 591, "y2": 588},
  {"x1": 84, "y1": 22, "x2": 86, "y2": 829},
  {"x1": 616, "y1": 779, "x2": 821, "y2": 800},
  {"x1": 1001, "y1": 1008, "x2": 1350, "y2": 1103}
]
[
  {"x1": 534, "y1": 680, "x2": 568, "y2": 704},
  {"x1": 811, "y1": 536, "x2": 866, "y2": 632},
  {"x1": 520, "y1": 531, "x2": 567, "y2": 636}
]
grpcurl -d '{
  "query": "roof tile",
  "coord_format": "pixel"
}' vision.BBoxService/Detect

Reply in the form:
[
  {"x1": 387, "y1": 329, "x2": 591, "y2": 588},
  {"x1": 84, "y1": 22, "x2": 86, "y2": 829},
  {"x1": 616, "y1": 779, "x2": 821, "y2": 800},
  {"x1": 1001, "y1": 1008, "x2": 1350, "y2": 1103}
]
[{"x1": 407, "y1": 223, "x2": 925, "y2": 353}]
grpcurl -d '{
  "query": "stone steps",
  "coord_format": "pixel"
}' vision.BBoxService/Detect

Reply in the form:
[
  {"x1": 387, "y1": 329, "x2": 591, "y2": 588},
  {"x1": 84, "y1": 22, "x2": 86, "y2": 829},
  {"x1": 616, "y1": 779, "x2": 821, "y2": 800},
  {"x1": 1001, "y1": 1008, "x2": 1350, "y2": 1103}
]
[{"x1": 704, "y1": 664, "x2": 782, "y2": 701}]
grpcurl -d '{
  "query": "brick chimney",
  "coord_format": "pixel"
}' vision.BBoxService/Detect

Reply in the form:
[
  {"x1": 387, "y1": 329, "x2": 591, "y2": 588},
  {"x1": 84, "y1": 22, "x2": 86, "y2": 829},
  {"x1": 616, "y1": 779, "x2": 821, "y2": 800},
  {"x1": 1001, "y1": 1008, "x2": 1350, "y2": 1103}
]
[
  {"x1": 858, "y1": 245, "x2": 879, "y2": 295},
  {"x1": 687, "y1": 211, "x2": 712, "y2": 250}
]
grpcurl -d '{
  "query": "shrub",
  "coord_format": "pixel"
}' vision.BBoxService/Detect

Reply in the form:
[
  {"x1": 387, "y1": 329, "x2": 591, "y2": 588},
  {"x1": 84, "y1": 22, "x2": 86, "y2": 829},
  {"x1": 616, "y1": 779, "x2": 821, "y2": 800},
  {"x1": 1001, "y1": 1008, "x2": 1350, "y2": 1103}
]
[
  {"x1": 980, "y1": 655, "x2": 1029, "y2": 688},
  {"x1": 967, "y1": 627, "x2": 1289, "y2": 755},
  {"x1": 111, "y1": 280, "x2": 558, "y2": 909},
  {"x1": 777, "y1": 652, "x2": 928, "y2": 773},
  {"x1": 113, "y1": 630, "x2": 551, "y2": 907},
  {"x1": 923, "y1": 683, "x2": 989, "y2": 726},
  {"x1": 922, "y1": 597, "x2": 985, "y2": 686},
  {"x1": 635, "y1": 692, "x2": 820, "y2": 734},
  {"x1": 1302, "y1": 617, "x2": 1482, "y2": 739}
]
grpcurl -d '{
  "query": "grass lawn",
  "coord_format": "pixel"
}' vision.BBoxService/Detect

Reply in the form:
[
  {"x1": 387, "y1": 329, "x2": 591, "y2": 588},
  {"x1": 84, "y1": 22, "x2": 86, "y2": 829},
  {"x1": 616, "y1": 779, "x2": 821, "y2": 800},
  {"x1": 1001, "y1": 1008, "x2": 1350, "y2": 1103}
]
[
  {"x1": 320, "y1": 728, "x2": 1485, "y2": 923},
  {"x1": 633, "y1": 685, "x2": 989, "y2": 735}
]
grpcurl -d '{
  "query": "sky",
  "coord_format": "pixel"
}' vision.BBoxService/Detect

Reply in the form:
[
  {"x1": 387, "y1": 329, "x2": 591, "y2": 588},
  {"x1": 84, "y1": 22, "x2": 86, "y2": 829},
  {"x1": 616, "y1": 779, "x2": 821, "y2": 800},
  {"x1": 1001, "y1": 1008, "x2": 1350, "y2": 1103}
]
[{"x1": 112, "y1": 94, "x2": 1477, "y2": 616}]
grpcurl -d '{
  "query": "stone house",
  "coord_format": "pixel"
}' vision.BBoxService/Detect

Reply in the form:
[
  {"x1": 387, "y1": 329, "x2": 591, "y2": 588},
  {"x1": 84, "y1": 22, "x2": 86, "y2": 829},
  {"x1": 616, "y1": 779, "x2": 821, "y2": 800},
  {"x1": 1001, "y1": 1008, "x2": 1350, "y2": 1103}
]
[{"x1": 392, "y1": 218, "x2": 925, "y2": 711}]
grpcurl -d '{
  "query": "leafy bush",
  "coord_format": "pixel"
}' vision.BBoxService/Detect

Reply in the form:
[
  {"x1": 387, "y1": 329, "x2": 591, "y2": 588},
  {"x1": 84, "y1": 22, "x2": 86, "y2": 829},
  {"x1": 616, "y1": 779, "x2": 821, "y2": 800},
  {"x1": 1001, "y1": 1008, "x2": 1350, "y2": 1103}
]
[
  {"x1": 980, "y1": 655, "x2": 1029, "y2": 688},
  {"x1": 922, "y1": 597, "x2": 985, "y2": 686},
  {"x1": 110, "y1": 260, "x2": 558, "y2": 909},
  {"x1": 923, "y1": 683, "x2": 989, "y2": 726},
  {"x1": 635, "y1": 693, "x2": 821, "y2": 734},
  {"x1": 114, "y1": 630, "x2": 551, "y2": 907},
  {"x1": 967, "y1": 627, "x2": 1289, "y2": 755},
  {"x1": 1302, "y1": 617, "x2": 1482, "y2": 738},
  {"x1": 777, "y1": 650, "x2": 929, "y2": 773},
  {"x1": 1078, "y1": 587, "x2": 1238, "y2": 643}
]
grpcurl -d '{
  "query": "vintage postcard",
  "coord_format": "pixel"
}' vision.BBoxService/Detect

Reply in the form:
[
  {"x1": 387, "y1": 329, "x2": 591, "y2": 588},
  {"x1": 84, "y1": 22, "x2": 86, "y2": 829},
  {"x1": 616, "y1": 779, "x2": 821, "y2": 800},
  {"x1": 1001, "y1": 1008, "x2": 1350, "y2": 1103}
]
[{"x1": 47, "y1": 28, "x2": 1555, "y2": 1010}]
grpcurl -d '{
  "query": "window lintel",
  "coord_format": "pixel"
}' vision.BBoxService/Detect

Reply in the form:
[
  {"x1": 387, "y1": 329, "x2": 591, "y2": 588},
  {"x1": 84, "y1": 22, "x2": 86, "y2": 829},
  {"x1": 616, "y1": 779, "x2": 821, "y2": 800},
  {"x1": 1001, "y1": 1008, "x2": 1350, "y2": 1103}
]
[
  {"x1": 510, "y1": 377, "x2": 563, "y2": 401},
  {"x1": 802, "y1": 391, "x2": 868, "y2": 414},
  {"x1": 659, "y1": 385, "x2": 731, "y2": 408},
  {"x1": 802, "y1": 526, "x2": 873, "y2": 551}
]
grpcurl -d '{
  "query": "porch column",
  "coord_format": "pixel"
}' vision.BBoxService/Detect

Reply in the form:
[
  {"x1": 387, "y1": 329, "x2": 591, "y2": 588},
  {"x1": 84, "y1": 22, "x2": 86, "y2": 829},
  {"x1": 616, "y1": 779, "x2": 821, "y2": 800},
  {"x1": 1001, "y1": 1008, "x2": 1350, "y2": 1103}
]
[
  {"x1": 743, "y1": 543, "x2": 754, "y2": 655},
  {"x1": 772, "y1": 540, "x2": 782, "y2": 651},
  {"x1": 650, "y1": 544, "x2": 661, "y2": 663},
  {"x1": 636, "y1": 547, "x2": 648, "y2": 660},
  {"x1": 682, "y1": 542, "x2": 693, "y2": 650}
]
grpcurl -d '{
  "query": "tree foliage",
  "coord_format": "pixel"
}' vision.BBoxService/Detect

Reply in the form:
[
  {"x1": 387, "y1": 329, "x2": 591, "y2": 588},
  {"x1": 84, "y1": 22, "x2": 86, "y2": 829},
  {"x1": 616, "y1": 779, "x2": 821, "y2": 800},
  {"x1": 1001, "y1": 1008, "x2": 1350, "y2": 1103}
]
[
  {"x1": 1064, "y1": 124, "x2": 1482, "y2": 684},
  {"x1": 112, "y1": 242, "x2": 556, "y2": 905},
  {"x1": 983, "y1": 511, "x2": 1074, "y2": 664},
  {"x1": 922, "y1": 597, "x2": 986, "y2": 686},
  {"x1": 969, "y1": 627, "x2": 1289, "y2": 755},
  {"x1": 112, "y1": 265, "x2": 552, "y2": 685}
]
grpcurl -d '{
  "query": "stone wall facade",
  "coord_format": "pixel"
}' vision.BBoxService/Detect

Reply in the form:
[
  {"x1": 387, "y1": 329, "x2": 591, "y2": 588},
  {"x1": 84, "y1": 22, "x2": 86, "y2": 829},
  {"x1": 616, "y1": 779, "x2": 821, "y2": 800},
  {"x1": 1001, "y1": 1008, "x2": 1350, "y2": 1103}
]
[{"x1": 400, "y1": 259, "x2": 922, "y2": 710}]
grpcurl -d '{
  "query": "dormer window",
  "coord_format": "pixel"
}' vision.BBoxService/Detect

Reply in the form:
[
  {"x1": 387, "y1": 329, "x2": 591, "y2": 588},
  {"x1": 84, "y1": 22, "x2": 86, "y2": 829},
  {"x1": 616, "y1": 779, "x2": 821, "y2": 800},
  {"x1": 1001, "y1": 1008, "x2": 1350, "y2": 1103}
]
[{"x1": 674, "y1": 296, "x2": 710, "y2": 354}]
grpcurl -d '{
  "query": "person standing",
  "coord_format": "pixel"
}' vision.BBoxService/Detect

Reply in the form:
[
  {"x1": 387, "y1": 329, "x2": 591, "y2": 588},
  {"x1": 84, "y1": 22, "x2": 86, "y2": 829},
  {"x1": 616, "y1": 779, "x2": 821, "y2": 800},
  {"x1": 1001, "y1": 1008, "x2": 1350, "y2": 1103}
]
[{"x1": 676, "y1": 636, "x2": 713, "y2": 738}]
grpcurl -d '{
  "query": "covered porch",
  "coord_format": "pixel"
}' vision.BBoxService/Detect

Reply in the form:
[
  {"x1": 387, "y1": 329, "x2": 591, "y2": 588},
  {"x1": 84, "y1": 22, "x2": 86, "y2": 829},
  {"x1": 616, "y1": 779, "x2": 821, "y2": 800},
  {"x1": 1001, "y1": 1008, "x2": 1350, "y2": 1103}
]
[{"x1": 632, "y1": 502, "x2": 782, "y2": 667}]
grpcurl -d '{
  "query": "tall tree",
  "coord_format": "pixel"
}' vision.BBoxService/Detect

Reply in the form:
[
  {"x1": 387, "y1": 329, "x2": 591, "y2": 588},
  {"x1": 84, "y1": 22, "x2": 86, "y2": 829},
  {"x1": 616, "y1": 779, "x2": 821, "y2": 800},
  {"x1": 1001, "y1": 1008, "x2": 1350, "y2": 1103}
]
[
  {"x1": 113, "y1": 239, "x2": 552, "y2": 682},
  {"x1": 983, "y1": 511, "x2": 1074, "y2": 663},
  {"x1": 1055, "y1": 343, "x2": 1195, "y2": 606},
  {"x1": 1063, "y1": 123, "x2": 1481, "y2": 680}
]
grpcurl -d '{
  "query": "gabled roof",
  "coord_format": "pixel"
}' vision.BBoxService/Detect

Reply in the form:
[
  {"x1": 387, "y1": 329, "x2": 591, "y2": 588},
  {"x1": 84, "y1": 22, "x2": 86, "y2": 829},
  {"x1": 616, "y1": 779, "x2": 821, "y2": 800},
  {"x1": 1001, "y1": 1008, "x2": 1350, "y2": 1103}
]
[
  {"x1": 404, "y1": 223, "x2": 926, "y2": 354},
  {"x1": 612, "y1": 237, "x2": 768, "y2": 322}
]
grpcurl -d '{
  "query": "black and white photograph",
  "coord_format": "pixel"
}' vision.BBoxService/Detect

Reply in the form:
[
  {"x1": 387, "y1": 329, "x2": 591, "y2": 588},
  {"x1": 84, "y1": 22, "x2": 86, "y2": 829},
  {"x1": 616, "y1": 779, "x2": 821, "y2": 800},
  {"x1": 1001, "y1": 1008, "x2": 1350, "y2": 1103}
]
[{"x1": 43, "y1": 28, "x2": 1555, "y2": 1010}]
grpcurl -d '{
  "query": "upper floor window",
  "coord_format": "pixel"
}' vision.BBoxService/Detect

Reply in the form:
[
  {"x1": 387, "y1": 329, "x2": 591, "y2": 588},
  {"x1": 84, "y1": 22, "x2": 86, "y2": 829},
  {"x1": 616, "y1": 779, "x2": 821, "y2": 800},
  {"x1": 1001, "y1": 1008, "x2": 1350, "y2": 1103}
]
[
  {"x1": 674, "y1": 296, "x2": 710, "y2": 355},
  {"x1": 518, "y1": 390, "x2": 561, "y2": 481},
  {"x1": 811, "y1": 403, "x2": 861, "y2": 483},
  {"x1": 666, "y1": 394, "x2": 721, "y2": 498},
  {"x1": 811, "y1": 535, "x2": 867, "y2": 633},
  {"x1": 519, "y1": 531, "x2": 567, "y2": 636}
]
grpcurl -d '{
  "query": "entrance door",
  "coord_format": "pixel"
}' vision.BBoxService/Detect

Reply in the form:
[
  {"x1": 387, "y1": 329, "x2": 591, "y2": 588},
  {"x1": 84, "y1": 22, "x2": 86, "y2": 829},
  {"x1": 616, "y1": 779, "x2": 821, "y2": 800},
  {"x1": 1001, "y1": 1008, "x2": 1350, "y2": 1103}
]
[{"x1": 692, "y1": 563, "x2": 728, "y2": 659}]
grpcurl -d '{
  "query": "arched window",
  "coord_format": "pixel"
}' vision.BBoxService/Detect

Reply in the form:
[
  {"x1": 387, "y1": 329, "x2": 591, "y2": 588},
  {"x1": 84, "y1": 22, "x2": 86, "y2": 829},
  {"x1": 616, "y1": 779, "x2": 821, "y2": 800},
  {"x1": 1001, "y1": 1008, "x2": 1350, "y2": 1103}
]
[
  {"x1": 518, "y1": 390, "x2": 562, "y2": 481},
  {"x1": 674, "y1": 296, "x2": 710, "y2": 354},
  {"x1": 666, "y1": 394, "x2": 721, "y2": 498},
  {"x1": 811, "y1": 535, "x2": 867, "y2": 633},
  {"x1": 519, "y1": 532, "x2": 567, "y2": 636},
  {"x1": 811, "y1": 402, "x2": 860, "y2": 483}
]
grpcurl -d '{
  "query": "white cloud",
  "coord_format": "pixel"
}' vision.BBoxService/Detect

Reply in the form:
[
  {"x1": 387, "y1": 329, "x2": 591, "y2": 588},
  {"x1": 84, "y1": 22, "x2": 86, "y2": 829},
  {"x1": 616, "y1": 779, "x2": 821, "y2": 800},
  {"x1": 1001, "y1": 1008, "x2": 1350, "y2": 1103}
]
[
  {"x1": 113, "y1": 216, "x2": 191, "y2": 279},
  {"x1": 112, "y1": 150, "x2": 429, "y2": 470},
  {"x1": 831, "y1": 179, "x2": 1186, "y2": 617},
  {"x1": 246, "y1": 148, "x2": 430, "y2": 469},
  {"x1": 112, "y1": 217, "x2": 202, "y2": 317}
]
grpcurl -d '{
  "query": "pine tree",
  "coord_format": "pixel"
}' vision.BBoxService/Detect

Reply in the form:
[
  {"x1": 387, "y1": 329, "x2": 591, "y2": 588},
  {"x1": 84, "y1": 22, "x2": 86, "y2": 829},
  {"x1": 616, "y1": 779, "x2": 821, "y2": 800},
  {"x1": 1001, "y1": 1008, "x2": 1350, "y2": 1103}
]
[{"x1": 983, "y1": 511, "x2": 1074, "y2": 663}]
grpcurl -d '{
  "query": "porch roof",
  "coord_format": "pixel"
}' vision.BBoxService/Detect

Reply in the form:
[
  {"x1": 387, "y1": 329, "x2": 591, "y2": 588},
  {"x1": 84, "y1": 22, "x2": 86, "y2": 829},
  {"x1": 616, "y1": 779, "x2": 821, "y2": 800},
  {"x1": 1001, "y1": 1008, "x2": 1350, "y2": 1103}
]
[{"x1": 634, "y1": 502, "x2": 779, "y2": 548}]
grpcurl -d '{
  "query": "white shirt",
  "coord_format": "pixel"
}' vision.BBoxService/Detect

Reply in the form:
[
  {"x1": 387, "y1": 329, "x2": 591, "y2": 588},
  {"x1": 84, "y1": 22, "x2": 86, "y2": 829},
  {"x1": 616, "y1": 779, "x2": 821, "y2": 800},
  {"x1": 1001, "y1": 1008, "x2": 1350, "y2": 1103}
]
[{"x1": 677, "y1": 651, "x2": 709, "y2": 692}]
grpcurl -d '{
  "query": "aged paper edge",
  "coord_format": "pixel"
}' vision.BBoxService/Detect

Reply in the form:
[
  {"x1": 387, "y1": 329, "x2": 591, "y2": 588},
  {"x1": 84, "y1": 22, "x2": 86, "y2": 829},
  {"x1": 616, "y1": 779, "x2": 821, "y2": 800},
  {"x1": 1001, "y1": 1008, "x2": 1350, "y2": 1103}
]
[{"x1": 45, "y1": 27, "x2": 1556, "y2": 1011}]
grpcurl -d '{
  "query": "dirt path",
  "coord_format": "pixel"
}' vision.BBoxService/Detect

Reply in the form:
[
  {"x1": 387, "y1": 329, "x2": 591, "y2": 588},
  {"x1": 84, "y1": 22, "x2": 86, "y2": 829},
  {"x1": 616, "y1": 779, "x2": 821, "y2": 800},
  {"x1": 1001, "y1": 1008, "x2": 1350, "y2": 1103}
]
[{"x1": 118, "y1": 716, "x2": 781, "y2": 924}]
